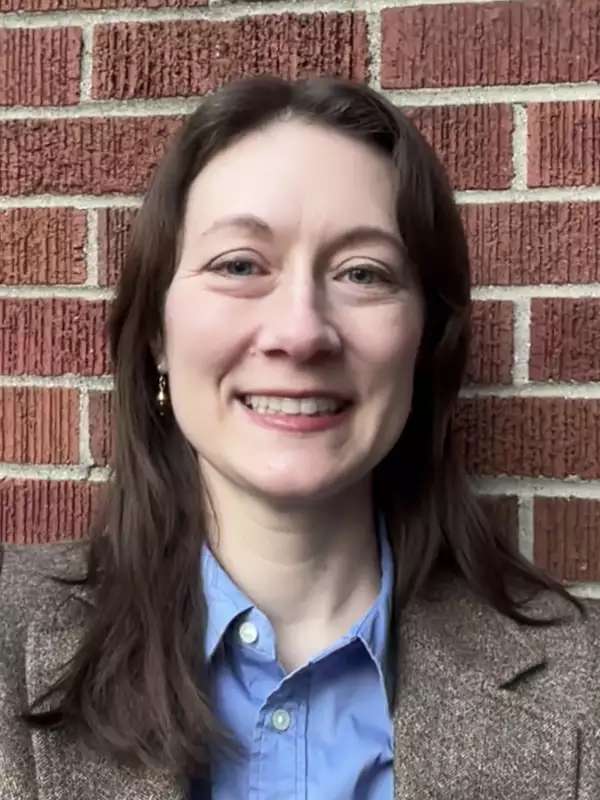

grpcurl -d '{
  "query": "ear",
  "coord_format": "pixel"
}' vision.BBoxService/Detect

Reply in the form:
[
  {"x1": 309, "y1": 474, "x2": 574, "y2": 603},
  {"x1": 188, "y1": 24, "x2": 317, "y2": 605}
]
[{"x1": 150, "y1": 338, "x2": 168, "y2": 373}]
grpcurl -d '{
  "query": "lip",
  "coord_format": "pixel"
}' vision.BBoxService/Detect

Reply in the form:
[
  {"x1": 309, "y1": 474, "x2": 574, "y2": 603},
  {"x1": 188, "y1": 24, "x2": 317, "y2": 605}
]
[
  {"x1": 236, "y1": 397, "x2": 352, "y2": 433},
  {"x1": 236, "y1": 389, "x2": 352, "y2": 402}
]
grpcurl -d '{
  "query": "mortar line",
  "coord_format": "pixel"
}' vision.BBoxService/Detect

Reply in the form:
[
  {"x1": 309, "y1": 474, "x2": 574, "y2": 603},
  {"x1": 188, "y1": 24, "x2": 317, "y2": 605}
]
[
  {"x1": 512, "y1": 297, "x2": 531, "y2": 385},
  {"x1": 566, "y1": 583, "x2": 600, "y2": 599},
  {"x1": 0, "y1": 375, "x2": 114, "y2": 389},
  {"x1": 517, "y1": 493, "x2": 535, "y2": 563},
  {"x1": 78, "y1": 387, "x2": 94, "y2": 467},
  {"x1": 365, "y1": 8, "x2": 383, "y2": 90},
  {"x1": 473, "y1": 477, "x2": 600, "y2": 499},
  {"x1": 2, "y1": 283, "x2": 600, "y2": 301},
  {"x1": 3, "y1": 188, "x2": 600, "y2": 209},
  {"x1": 511, "y1": 104, "x2": 528, "y2": 191},
  {"x1": 0, "y1": 0, "x2": 534, "y2": 28},
  {"x1": 0, "y1": 286, "x2": 113, "y2": 299},
  {"x1": 472, "y1": 285, "x2": 600, "y2": 299},
  {"x1": 79, "y1": 23, "x2": 94, "y2": 103},
  {"x1": 459, "y1": 384, "x2": 600, "y2": 399},
  {"x1": 84, "y1": 209, "x2": 99, "y2": 286},
  {"x1": 2, "y1": 468, "x2": 598, "y2": 496},
  {"x1": 0, "y1": 463, "x2": 110, "y2": 480},
  {"x1": 1, "y1": 84, "x2": 600, "y2": 119},
  {"x1": 1, "y1": 374, "x2": 599, "y2": 397}
]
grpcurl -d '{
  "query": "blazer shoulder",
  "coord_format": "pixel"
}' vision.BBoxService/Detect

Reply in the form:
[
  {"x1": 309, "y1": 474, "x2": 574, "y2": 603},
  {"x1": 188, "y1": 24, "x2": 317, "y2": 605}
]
[
  {"x1": 576, "y1": 595, "x2": 600, "y2": 661},
  {"x1": 523, "y1": 586, "x2": 600, "y2": 636},
  {"x1": 515, "y1": 585, "x2": 600, "y2": 645},
  {"x1": 0, "y1": 541, "x2": 90, "y2": 741},
  {"x1": 516, "y1": 588, "x2": 600, "y2": 701},
  {"x1": 0, "y1": 539, "x2": 90, "y2": 632},
  {"x1": 429, "y1": 573, "x2": 600, "y2": 697}
]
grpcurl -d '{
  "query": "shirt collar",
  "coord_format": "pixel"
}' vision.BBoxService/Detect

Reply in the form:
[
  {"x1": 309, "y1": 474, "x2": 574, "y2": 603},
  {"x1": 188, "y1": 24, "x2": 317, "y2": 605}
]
[
  {"x1": 348, "y1": 509, "x2": 394, "y2": 673},
  {"x1": 201, "y1": 541, "x2": 254, "y2": 662},
  {"x1": 201, "y1": 510, "x2": 394, "y2": 675}
]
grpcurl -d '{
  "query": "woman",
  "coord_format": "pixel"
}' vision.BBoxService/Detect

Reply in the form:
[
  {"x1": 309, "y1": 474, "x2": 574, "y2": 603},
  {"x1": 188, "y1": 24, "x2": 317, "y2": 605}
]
[{"x1": 0, "y1": 75, "x2": 597, "y2": 800}]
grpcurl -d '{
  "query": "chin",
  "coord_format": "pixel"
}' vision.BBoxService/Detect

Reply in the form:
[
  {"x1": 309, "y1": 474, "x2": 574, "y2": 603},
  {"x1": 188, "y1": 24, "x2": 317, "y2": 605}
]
[
  {"x1": 252, "y1": 483, "x2": 331, "y2": 503},
  {"x1": 245, "y1": 472, "x2": 356, "y2": 507}
]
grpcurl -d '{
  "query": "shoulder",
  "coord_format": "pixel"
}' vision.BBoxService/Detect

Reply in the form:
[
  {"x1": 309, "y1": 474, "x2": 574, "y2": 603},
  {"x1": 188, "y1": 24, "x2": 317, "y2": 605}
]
[
  {"x1": 500, "y1": 591, "x2": 600, "y2": 733},
  {"x1": 478, "y1": 583, "x2": 600, "y2": 717},
  {"x1": 442, "y1": 569, "x2": 600, "y2": 647},
  {"x1": 0, "y1": 541, "x2": 91, "y2": 795},
  {"x1": 417, "y1": 571, "x2": 600, "y2": 714},
  {"x1": 0, "y1": 539, "x2": 91, "y2": 633},
  {"x1": 493, "y1": 583, "x2": 600, "y2": 674},
  {"x1": 518, "y1": 586, "x2": 600, "y2": 654},
  {"x1": 540, "y1": 591, "x2": 600, "y2": 690}
]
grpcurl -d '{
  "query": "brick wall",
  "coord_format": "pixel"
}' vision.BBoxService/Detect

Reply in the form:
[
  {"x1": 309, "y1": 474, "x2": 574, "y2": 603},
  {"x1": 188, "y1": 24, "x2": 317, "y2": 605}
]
[{"x1": 0, "y1": 0, "x2": 599, "y2": 594}]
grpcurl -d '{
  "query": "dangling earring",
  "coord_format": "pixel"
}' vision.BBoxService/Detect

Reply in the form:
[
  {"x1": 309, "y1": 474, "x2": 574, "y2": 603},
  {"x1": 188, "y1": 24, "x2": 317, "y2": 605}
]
[{"x1": 157, "y1": 371, "x2": 169, "y2": 416}]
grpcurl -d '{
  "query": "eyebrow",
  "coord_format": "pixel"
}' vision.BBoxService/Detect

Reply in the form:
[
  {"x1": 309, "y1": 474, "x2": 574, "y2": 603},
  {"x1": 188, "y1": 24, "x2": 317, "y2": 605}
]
[{"x1": 200, "y1": 213, "x2": 407, "y2": 261}]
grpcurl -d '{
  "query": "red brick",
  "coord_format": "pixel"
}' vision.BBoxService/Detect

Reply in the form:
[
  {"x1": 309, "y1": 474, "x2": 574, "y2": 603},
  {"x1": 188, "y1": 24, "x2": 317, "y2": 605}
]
[
  {"x1": 0, "y1": 208, "x2": 87, "y2": 285},
  {"x1": 529, "y1": 102, "x2": 600, "y2": 188},
  {"x1": 407, "y1": 105, "x2": 513, "y2": 190},
  {"x1": 530, "y1": 298, "x2": 600, "y2": 381},
  {"x1": 0, "y1": 387, "x2": 78, "y2": 464},
  {"x1": 534, "y1": 497, "x2": 600, "y2": 582},
  {"x1": 0, "y1": 299, "x2": 110, "y2": 376},
  {"x1": 381, "y1": 0, "x2": 600, "y2": 89},
  {"x1": 466, "y1": 301, "x2": 513, "y2": 385},
  {"x1": 478, "y1": 494, "x2": 519, "y2": 549},
  {"x1": 0, "y1": 117, "x2": 183, "y2": 196},
  {"x1": 0, "y1": 479, "x2": 105, "y2": 543},
  {"x1": 461, "y1": 202, "x2": 600, "y2": 286},
  {"x1": 0, "y1": 27, "x2": 81, "y2": 107},
  {"x1": 89, "y1": 390, "x2": 114, "y2": 466},
  {"x1": 97, "y1": 207, "x2": 137, "y2": 287},
  {"x1": 456, "y1": 397, "x2": 600, "y2": 479},
  {"x1": 0, "y1": 0, "x2": 205, "y2": 9},
  {"x1": 93, "y1": 14, "x2": 368, "y2": 100}
]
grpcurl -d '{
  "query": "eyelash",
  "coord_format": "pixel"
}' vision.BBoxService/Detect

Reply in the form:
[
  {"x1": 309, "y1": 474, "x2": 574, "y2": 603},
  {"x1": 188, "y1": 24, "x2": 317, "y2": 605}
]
[{"x1": 206, "y1": 258, "x2": 393, "y2": 286}]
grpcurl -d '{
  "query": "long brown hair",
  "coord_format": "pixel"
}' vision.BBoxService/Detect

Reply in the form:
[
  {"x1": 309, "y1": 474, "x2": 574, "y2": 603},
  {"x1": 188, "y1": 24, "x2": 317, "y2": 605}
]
[{"x1": 21, "y1": 74, "x2": 582, "y2": 781}]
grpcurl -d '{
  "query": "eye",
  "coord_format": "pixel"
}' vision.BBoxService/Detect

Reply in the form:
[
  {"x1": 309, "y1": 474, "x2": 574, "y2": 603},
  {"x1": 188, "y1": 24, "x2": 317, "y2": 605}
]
[
  {"x1": 207, "y1": 258, "x2": 261, "y2": 278},
  {"x1": 339, "y1": 265, "x2": 392, "y2": 285}
]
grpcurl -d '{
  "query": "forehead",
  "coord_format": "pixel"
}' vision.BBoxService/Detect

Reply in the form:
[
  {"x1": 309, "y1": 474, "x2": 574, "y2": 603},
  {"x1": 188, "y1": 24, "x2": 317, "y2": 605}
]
[{"x1": 183, "y1": 118, "x2": 398, "y2": 237}]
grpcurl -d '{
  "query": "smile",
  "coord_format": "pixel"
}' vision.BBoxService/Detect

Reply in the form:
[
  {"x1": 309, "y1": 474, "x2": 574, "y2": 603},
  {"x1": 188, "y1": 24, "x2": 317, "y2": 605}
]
[
  {"x1": 235, "y1": 395, "x2": 353, "y2": 433},
  {"x1": 241, "y1": 395, "x2": 349, "y2": 416}
]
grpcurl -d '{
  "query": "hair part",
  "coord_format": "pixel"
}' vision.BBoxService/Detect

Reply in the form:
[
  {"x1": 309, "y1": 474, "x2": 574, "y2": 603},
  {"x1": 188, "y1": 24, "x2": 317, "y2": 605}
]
[{"x1": 21, "y1": 74, "x2": 583, "y2": 783}]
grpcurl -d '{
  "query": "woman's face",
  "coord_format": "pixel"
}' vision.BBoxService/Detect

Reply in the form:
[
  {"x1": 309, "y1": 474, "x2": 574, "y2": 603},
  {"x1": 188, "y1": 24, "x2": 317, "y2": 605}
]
[{"x1": 160, "y1": 117, "x2": 424, "y2": 506}]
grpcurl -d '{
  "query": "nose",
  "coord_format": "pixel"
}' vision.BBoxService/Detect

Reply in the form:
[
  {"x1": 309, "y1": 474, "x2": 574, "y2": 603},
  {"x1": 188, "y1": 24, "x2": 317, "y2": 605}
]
[{"x1": 252, "y1": 273, "x2": 341, "y2": 363}]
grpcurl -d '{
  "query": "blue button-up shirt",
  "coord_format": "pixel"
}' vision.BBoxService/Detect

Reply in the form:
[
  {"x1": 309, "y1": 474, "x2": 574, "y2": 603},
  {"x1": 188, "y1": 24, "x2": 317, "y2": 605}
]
[{"x1": 193, "y1": 513, "x2": 394, "y2": 799}]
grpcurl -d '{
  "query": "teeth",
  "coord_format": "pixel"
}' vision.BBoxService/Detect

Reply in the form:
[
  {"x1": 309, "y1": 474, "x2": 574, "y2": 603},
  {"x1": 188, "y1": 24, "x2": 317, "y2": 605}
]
[{"x1": 242, "y1": 395, "x2": 344, "y2": 416}]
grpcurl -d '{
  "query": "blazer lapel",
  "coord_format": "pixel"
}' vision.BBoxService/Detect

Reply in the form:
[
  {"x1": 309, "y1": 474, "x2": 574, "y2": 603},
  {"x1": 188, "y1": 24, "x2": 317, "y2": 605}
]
[
  {"x1": 392, "y1": 573, "x2": 579, "y2": 800},
  {"x1": 25, "y1": 586, "x2": 187, "y2": 800}
]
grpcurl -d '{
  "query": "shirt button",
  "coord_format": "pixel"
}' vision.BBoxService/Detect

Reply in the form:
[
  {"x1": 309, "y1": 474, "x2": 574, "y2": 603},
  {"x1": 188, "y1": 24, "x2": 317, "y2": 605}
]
[
  {"x1": 271, "y1": 708, "x2": 291, "y2": 732},
  {"x1": 238, "y1": 621, "x2": 258, "y2": 645}
]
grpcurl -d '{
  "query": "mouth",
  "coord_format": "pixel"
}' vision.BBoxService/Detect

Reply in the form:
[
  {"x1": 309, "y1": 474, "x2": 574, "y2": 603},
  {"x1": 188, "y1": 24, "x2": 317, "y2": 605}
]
[{"x1": 236, "y1": 394, "x2": 353, "y2": 417}]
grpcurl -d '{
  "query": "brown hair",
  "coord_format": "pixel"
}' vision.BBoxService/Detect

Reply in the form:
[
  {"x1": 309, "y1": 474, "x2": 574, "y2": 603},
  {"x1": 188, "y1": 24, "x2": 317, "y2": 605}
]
[{"x1": 21, "y1": 74, "x2": 582, "y2": 783}]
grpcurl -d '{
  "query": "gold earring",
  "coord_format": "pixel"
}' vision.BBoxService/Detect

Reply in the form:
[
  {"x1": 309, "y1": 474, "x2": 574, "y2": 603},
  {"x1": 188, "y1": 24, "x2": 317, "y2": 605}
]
[{"x1": 157, "y1": 372, "x2": 168, "y2": 416}]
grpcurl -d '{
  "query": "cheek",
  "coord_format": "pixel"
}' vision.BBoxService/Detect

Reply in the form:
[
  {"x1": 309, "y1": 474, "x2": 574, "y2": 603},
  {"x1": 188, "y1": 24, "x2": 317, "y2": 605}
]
[
  {"x1": 163, "y1": 285, "x2": 242, "y2": 374},
  {"x1": 373, "y1": 318, "x2": 423, "y2": 447},
  {"x1": 353, "y1": 305, "x2": 424, "y2": 391},
  {"x1": 162, "y1": 290, "x2": 233, "y2": 437}
]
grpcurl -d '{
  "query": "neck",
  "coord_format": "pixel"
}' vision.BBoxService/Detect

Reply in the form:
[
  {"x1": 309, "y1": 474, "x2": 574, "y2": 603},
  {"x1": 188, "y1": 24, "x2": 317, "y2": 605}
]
[{"x1": 201, "y1": 469, "x2": 381, "y2": 667}]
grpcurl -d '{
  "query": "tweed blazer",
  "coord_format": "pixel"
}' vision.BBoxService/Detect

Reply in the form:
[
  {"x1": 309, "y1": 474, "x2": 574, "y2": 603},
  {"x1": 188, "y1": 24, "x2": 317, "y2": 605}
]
[{"x1": 2, "y1": 539, "x2": 600, "y2": 800}]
